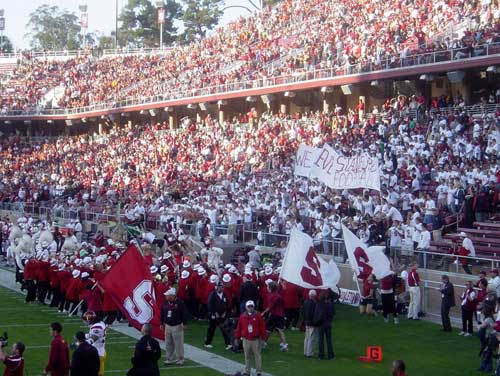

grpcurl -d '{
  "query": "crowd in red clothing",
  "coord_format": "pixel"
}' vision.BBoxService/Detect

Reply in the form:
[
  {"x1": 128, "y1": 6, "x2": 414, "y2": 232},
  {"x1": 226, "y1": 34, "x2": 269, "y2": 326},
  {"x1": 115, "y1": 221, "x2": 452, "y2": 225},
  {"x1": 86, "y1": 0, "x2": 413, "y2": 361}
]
[{"x1": 1, "y1": 0, "x2": 500, "y2": 114}]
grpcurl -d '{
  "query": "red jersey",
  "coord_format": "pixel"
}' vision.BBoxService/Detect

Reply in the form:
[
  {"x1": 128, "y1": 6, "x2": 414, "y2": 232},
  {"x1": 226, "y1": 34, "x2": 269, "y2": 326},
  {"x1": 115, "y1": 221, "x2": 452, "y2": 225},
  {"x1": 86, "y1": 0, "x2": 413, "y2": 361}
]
[
  {"x1": 408, "y1": 270, "x2": 420, "y2": 287},
  {"x1": 45, "y1": 335, "x2": 70, "y2": 376},
  {"x1": 49, "y1": 267, "x2": 60, "y2": 289},
  {"x1": 283, "y1": 283, "x2": 301, "y2": 309},
  {"x1": 235, "y1": 311, "x2": 266, "y2": 341},
  {"x1": 267, "y1": 291, "x2": 285, "y2": 317},
  {"x1": 3, "y1": 355, "x2": 24, "y2": 376},
  {"x1": 57, "y1": 271, "x2": 71, "y2": 293},
  {"x1": 37, "y1": 261, "x2": 51, "y2": 282},
  {"x1": 362, "y1": 280, "x2": 375, "y2": 298},
  {"x1": 81, "y1": 286, "x2": 103, "y2": 312}
]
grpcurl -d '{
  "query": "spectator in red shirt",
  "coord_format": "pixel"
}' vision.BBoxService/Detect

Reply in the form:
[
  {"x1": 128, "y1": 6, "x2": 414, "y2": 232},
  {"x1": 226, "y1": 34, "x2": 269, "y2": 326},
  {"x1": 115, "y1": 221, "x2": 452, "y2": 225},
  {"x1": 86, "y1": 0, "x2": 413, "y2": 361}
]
[
  {"x1": 460, "y1": 280, "x2": 477, "y2": 336},
  {"x1": 0, "y1": 341, "x2": 25, "y2": 376},
  {"x1": 360, "y1": 273, "x2": 376, "y2": 316},
  {"x1": 407, "y1": 263, "x2": 421, "y2": 320},
  {"x1": 42, "y1": 322, "x2": 70, "y2": 376},
  {"x1": 282, "y1": 281, "x2": 301, "y2": 330},
  {"x1": 261, "y1": 281, "x2": 288, "y2": 351},
  {"x1": 235, "y1": 300, "x2": 266, "y2": 376}
]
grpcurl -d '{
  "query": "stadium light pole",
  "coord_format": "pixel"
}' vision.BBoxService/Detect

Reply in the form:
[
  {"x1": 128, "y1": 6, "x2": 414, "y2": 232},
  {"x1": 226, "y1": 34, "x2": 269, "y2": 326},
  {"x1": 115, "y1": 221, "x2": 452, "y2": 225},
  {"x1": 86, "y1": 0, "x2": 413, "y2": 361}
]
[
  {"x1": 0, "y1": 9, "x2": 5, "y2": 53},
  {"x1": 115, "y1": 0, "x2": 118, "y2": 48},
  {"x1": 156, "y1": 0, "x2": 165, "y2": 49}
]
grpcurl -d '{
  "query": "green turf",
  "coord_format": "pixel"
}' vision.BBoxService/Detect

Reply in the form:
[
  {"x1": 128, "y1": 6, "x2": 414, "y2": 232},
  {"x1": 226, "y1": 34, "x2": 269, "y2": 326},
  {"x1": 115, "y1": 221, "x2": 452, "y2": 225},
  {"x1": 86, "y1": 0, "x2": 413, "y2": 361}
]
[
  {"x1": 0, "y1": 282, "x2": 483, "y2": 376},
  {"x1": 0, "y1": 286, "x2": 220, "y2": 375},
  {"x1": 185, "y1": 307, "x2": 480, "y2": 376}
]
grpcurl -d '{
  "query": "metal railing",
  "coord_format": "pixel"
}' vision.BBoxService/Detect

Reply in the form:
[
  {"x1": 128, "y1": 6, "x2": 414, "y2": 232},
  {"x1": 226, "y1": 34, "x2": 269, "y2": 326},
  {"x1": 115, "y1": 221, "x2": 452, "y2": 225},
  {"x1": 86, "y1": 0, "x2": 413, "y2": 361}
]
[
  {"x1": 102, "y1": 47, "x2": 174, "y2": 57},
  {"x1": 2, "y1": 41, "x2": 500, "y2": 117}
]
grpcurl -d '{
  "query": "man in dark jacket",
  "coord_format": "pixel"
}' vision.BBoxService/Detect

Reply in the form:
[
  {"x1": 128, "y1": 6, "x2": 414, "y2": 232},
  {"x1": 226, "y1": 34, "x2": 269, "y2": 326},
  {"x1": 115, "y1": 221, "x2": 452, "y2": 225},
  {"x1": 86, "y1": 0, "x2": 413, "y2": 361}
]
[
  {"x1": 439, "y1": 275, "x2": 455, "y2": 332},
  {"x1": 314, "y1": 290, "x2": 335, "y2": 360},
  {"x1": 160, "y1": 288, "x2": 187, "y2": 366},
  {"x1": 128, "y1": 324, "x2": 161, "y2": 376},
  {"x1": 302, "y1": 290, "x2": 317, "y2": 357},
  {"x1": 239, "y1": 276, "x2": 259, "y2": 313},
  {"x1": 70, "y1": 331, "x2": 100, "y2": 376},
  {"x1": 205, "y1": 283, "x2": 231, "y2": 349}
]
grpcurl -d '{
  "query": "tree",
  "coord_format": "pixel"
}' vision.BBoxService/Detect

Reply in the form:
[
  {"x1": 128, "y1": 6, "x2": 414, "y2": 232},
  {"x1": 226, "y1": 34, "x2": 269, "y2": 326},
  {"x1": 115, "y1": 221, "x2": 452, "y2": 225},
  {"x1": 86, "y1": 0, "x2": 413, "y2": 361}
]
[
  {"x1": 0, "y1": 35, "x2": 14, "y2": 53},
  {"x1": 118, "y1": 0, "x2": 181, "y2": 48},
  {"x1": 26, "y1": 5, "x2": 82, "y2": 50},
  {"x1": 98, "y1": 35, "x2": 116, "y2": 50},
  {"x1": 181, "y1": 0, "x2": 224, "y2": 43}
]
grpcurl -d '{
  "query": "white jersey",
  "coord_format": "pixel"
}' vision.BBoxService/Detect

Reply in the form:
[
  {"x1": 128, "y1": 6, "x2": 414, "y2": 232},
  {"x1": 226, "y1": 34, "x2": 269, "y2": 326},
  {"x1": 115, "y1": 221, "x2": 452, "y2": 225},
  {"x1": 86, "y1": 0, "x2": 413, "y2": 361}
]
[{"x1": 87, "y1": 321, "x2": 106, "y2": 357}]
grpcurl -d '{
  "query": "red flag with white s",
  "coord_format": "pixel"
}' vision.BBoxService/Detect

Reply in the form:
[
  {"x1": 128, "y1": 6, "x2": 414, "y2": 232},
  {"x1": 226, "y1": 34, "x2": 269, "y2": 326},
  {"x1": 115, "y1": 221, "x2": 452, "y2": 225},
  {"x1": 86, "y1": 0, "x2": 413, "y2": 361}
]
[{"x1": 100, "y1": 244, "x2": 164, "y2": 339}]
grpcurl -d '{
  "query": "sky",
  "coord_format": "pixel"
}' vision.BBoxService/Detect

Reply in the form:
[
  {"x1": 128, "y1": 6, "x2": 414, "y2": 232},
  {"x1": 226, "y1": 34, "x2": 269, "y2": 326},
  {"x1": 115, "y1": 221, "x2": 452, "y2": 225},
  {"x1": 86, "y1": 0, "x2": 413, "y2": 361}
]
[{"x1": 2, "y1": 0, "x2": 247, "y2": 50}]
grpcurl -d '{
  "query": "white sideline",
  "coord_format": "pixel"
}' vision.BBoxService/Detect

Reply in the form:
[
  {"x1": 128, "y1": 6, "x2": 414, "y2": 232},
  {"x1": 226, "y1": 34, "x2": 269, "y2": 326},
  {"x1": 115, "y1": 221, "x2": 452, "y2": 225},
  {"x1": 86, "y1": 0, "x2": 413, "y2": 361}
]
[{"x1": 0, "y1": 268, "x2": 272, "y2": 376}]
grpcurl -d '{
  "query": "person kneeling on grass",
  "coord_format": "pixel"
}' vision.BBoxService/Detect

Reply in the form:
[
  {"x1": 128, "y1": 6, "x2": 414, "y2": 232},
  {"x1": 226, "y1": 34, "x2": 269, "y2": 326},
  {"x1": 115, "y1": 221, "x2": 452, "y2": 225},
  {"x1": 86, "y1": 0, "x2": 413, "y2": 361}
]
[{"x1": 235, "y1": 300, "x2": 266, "y2": 376}]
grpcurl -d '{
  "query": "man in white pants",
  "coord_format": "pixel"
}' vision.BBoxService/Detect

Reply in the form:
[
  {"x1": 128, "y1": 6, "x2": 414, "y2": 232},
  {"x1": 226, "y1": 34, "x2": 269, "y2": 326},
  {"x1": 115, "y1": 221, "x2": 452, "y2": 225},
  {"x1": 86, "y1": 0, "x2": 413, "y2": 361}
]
[{"x1": 407, "y1": 263, "x2": 421, "y2": 320}]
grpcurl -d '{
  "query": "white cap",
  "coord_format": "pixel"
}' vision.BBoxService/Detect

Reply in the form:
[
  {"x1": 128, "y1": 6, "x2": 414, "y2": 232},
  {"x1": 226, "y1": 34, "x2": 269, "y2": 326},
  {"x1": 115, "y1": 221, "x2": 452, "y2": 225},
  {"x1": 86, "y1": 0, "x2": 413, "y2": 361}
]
[
  {"x1": 160, "y1": 265, "x2": 168, "y2": 273},
  {"x1": 150, "y1": 266, "x2": 158, "y2": 274},
  {"x1": 459, "y1": 232, "x2": 467, "y2": 237},
  {"x1": 193, "y1": 263, "x2": 201, "y2": 270},
  {"x1": 81, "y1": 272, "x2": 90, "y2": 279},
  {"x1": 182, "y1": 260, "x2": 191, "y2": 268},
  {"x1": 164, "y1": 287, "x2": 176, "y2": 296},
  {"x1": 83, "y1": 256, "x2": 92, "y2": 265},
  {"x1": 74, "y1": 259, "x2": 82, "y2": 266},
  {"x1": 265, "y1": 278, "x2": 274, "y2": 285},
  {"x1": 181, "y1": 270, "x2": 190, "y2": 279},
  {"x1": 224, "y1": 264, "x2": 232, "y2": 269},
  {"x1": 209, "y1": 274, "x2": 219, "y2": 284},
  {"x1": 222, "y1": 274, "x2": 231, "y2": 283},
  {"x1": 72, "y1": 270, "x2": 81, "y2": 278},
  {"x1": 245, "y1": 300, "x2": 255, "y2": 307},
  {"x1": 198, "y1": 268, "x2": 206, "y2": 276},
  {"x1": 264, "y1": 267, "x2": 273, "y2": 276}
]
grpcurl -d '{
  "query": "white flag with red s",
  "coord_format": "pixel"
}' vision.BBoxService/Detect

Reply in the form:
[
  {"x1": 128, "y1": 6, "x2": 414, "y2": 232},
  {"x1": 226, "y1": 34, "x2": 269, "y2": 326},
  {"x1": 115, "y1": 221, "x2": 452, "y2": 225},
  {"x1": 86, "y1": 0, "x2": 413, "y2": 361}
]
[
  {"x1": 342, "y1": 224, "x2": 392, "y2": 280},
  {"x1": 280, "y1": 228, "x2": 340, "y2": 291}
]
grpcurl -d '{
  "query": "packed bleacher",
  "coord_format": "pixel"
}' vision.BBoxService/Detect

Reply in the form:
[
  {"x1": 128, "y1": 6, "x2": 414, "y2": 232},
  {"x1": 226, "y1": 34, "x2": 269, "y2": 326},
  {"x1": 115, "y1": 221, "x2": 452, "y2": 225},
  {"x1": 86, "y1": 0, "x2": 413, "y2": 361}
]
[
  {"x1": 1, "y1": 92, "x2": 500, "y2": 270},
  {"x1": 1, "y1": 0, "x2": 500, "y2": 114}
]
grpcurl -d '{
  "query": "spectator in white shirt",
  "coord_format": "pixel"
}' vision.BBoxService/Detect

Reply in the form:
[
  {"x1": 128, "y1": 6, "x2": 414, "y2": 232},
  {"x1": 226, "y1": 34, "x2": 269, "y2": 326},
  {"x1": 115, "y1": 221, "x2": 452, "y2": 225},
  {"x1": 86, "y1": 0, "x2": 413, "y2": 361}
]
[
  {"x1": 386, "y1": 203, "x2": 404, "y2": 222},
  {"x1": 423, "y1": 194, "x2": 436, "y2": 227},
  {"x1": 460, "y1": 232, "x2": 476, "y2": 258},
  {"x1": 416, "y1": 222, "x2": 431, "y2": 267}
]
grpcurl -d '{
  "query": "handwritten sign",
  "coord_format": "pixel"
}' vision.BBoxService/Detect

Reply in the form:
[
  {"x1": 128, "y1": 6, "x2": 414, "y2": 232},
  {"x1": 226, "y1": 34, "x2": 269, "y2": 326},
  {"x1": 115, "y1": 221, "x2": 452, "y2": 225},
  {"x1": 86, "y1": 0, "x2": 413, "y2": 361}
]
[{"x1": 295, "y1": 144, "x2": 381, "y2": 191}]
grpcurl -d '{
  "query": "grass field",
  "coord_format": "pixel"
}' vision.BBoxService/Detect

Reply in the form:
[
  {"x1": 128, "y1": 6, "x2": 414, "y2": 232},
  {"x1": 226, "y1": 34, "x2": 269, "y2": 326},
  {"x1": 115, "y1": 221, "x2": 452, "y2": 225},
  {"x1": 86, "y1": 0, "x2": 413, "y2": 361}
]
[
  {"x1": 0, "y1": 285, "x2": 220, "y2": 376},
  {"x1": 0, "y1": 282, "x2": 485, "y2": 376}
]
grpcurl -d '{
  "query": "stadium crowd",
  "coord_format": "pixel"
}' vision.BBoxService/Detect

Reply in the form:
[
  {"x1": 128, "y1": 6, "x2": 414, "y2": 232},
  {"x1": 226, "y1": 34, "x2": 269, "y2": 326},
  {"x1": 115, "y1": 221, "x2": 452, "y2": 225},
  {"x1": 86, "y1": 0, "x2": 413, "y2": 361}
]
[
  {"x1": 1, "y1": 0, "x2": 500, "y2": 113},
  {"x1": 0, "y1": 87, "x2": 499, "y2": 376},
  {"x1": 1, "y1": 91, "x2": 499, "y2": 266}
]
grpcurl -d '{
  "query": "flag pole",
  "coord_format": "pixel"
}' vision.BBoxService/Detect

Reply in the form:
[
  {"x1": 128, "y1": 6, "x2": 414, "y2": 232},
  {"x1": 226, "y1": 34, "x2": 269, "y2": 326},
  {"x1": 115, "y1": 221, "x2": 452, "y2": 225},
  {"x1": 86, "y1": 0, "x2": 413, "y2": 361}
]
[{"x1": 68, "y1": 280, "x2": 98, "y2": 317}]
